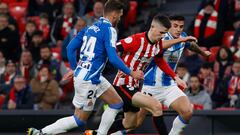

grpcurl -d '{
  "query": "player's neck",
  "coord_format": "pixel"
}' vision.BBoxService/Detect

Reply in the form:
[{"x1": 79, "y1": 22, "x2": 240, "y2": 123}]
[
  {"x1": 147, "y1": 31, "x2": 156, "y2": 44},
  {"x1": 103, "y1": 15, "x2": 112, "y2": 24},
  {"x1": 169, "y1": 32, "x2": 178, "y2": 39}
]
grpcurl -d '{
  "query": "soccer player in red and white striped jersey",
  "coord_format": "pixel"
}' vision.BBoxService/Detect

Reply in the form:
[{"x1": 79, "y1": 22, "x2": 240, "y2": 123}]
[{"x1": 86, "y1": 14, "x2": 197, "y2": 135}]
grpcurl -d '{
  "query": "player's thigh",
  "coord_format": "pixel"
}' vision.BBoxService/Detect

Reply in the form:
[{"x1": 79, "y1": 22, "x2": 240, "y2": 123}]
[
  {"x1": 170, "y1": 96, "x2": 192, "y2": 115},
  {"x1": 167, "y1": 86, "x2": 192, "y2": 114},
  {"x1": 132, "y1": 92, "x2": 162, "y2": 114},
  {"x1": 74, "y1": 108, "x2": 92, "y2": 121},
  {"x1": 99, "y1": 85, "x2": 122, "y2": 105},
  {"x1": 98, "y1": 76, "x2": 122, "y2": 104},
  {"x1": 136, "y1": 108, "x2": 148, "y2": 127},
  {"x1": 123, "y1": 111, "x2": 138, "y2": 129},
  {"x1": 72, "y1": 77, "x2": 98, "y2": 112},
  {"x1": 141, "y1": 85, "x2": 165, "y2": 102}
]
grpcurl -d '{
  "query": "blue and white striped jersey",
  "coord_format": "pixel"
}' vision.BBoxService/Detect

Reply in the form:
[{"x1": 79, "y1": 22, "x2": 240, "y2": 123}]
[
  {"x1": 144, "y1": 32, "x2": 190, "y2": 87},
  {"x1": 67, "y1": 17, "x2": 131, "y2": 84}
]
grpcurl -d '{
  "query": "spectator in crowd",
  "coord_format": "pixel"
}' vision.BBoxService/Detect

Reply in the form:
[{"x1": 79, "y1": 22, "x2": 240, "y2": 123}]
[
  {"x1": 82, "y1": 1, "x2": 104, "y2": 26},
  {"x1": 62, "y1": 18, "x2": 86, "y2": 61},
  {"x1": 0, "y1": 60, "x2": 17, "y2": 93},
  {"x1": 0, "y1": 14, "x2": 20, "y2": 61},
  {"x1": 2, "y1": 75, "x2": 33, "y2": 109},
  {"x1": 27, "y1": 0, "x2": 47, "y2": 17},
  {"x1": 186, "y1": 75, "x2": 212, "y2": 110},
  {"x1": 44, "y1": 0, "x2": 63, "y2": 25},
  {"x1": 38, "y1": 13, "x2": 50, "y2": 41},
  {"x1": 28, "y1": 30, "x2": 46, "y2": 63},
  {"x1": 0, "y1": 3, "x2": 18, "y2": 32},
  {"x1": 198, "y1": 0, "x2": 234, "y2": 30},
  {"x1": 198, "y1": 62, "x2": 216, "y2": 95},
  {"x1": 73, "y1": 0, "x2": 94, "y2": 17},
  {"x1": 19, "y1": 50, "x2": 38, "y2": 82},
  {"x1": 51, "y1": 2, "x2": 78, "y2": 47},
  {"x1": 182, "y1": 50, "x2": 204, "y2": 75},
  {"x1": 177, "y1": 63, "x2": 189, "y2": 78},
  {"x1": 30, "y1": 65, "x2": 60, "y2": 110},
  {"x1": 189, "y1": 1, "x2": 224, "y2": 48},
  {"x1": 38, "y1": 45, "x2": 68, "y2": 82},
  {"x1": 176, "y1": 63, "x2": 190, "y2": 83},
  {"x1": 213, "y1": 46, "x2": 232, "y2": 82},
  {"x1": 21, "y1": 20, "x2": 37, "y2": 50},
  {"x1": 226, "y1": 60, "x2": 240, "y2": 108},
  {"x1": 230, "y1": 36, "x2": 240, "y2": 60},
  {"x1": 0, "y1": 51, "x2": 5, "y2": 75},
  {"x1": 231, "y1": 14, "x2": 240, "y2": 46}
]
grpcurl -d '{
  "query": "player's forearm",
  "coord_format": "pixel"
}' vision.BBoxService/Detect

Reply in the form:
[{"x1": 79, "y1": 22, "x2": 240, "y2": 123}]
[
  {"x1": 162, "y1": 38, "x2": 184, "y2": 49},
  {"x1": 107, "y1": 47, "x2": 131, "y2": 75},
  {"x1": 188, "y1": 42, "x2": 205, "y2": 56},
  {"x1": 154, "y1": 57, "x2": 176, "y2": 79}
]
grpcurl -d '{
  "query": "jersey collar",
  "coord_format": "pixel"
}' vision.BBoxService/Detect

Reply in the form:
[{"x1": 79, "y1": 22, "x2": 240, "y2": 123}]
[
  {"x1": 145, "y1": 31, "x2": 155, "y2": 45},
  {"x1": 99, "y1": 17, "x2": 112, "y2": 26}
]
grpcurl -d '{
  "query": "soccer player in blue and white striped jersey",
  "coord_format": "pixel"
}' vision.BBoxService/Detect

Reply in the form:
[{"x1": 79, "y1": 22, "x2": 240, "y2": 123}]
[
  {"x1": 138, "y1": 15, "x2": 211, "y2": 135},
  {"x1": 27, "y1": 1, "x2": 144, "y2": 135}
]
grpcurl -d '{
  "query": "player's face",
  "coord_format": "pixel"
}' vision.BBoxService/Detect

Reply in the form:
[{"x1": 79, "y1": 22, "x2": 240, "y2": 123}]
[
  {"x1": 169, "y1": 20, "x2": 184, "y2": 38},
  {"x1": 151, "y1": 21, "x2": 168, "y2": 42},
  {"x1": 111, "y1": 10, "x2": 123, "y2": 27}
]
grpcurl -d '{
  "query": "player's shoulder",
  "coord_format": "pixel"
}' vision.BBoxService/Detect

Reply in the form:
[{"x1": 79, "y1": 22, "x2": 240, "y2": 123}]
[
  {"x1": 180, "y1": 31, "x2": 188, "y2": 37},
  {"x1": 121, "y1": 32, "x2": 144, "y2": 44},
  {"x1": 163, "y1": 32, "x2": 172, "y2": 40}
]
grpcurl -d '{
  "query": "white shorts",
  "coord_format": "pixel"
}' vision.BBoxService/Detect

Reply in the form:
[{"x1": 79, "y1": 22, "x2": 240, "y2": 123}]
[
  {"x1": 141, "y1": 85, "x2": 186, "y2": 108},
  {"x1": 72, "y1": 76, "x2": 111, "y2": 111}
]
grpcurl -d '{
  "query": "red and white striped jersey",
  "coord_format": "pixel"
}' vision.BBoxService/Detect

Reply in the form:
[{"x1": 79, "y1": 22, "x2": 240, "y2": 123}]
[{"x1": 113, "y1": 32, "x2": 163, "y2": 87}]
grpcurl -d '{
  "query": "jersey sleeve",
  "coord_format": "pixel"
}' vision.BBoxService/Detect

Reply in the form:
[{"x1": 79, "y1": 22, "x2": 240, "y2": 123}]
[
  {"x1": 67, "y1": 27, "x2": 87, "y2": 70},
  {"x1": 118, "y1": 35, "x2": 137, "y2": 52},
  {"x1": 154, "y1": 56, "x2": 176, "y2": 79},
  {"x1": 181, "y1": 32, "x2": 191, "y2": 48},
  {"x1": 104, "y1": 27, "x2": 131, "y2": 75}
]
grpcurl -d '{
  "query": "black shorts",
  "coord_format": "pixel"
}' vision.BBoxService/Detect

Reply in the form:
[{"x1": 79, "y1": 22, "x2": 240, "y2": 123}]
[{"x1": 114, "y1": 85, "x2": 140, "y2": 112}]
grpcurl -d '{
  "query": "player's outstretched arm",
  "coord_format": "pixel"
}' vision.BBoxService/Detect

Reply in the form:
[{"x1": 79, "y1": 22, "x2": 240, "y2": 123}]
[
  {"x1": 66, "y1": 27, "x2": 87, "y2": 70},
  {"x1": 154, "y1": 55, "x2": 187, "y2": 90},
  {"x1": 162, "y1": 36, "x2": 197, "y2": 49},
  {"x1": 188, "y1": 42, "x2": 211, "y2": 57}
]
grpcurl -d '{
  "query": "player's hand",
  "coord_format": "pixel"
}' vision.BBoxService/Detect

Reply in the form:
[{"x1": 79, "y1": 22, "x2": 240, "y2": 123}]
[
  {"x1": 174, "y1": 76, "x2": 187, "y2": 91},
  {"x1": 203, "y1": 51, "x2": 211, "y2": 57},
  {"x1": 181, "y1": 36, "x2": 197, "y2": 43},
  {"x1": 130, "y1": 70, "x2": 144, "y2": 80},
  {"x1": 62, "y1": 70, "x2": 74, "y2": 82}
]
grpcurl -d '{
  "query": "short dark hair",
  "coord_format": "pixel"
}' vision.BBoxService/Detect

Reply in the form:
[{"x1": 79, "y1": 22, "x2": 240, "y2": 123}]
[
  {"x1": 201, "y1": 62, "x2": 212, "y2": 69},
  {"x1": 40, "y1": 44, "x2": 51, "y2": 51},
  {"x1": 177, "y1": 62, "x2": 186, "y2": 68},
  {"x1": 39, "y1": 13, "x2": 48, "y2": 19},
  {"x1": 169, "y1": 15, "x2": 185, "y2": 21},
  {"x1": 153, "y1": 14, "x2": 171, "y2": 29},
  {"x1": 190, "y1": 74, "x2": 199, "y2": 80},
  {"x1": 32, "y1": 30, "x2": 43, "y2": 37},
  {"x1": 26, "y1": 20, "x2": 36, "y2": 26},
  {"x1": 104, "y1": 0, "x2": 124, "y2": 15}
]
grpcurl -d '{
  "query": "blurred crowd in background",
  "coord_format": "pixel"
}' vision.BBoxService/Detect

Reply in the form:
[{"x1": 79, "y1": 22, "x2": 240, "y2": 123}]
[{"x1": 0, "y1": 0, "x2": 240, "y2": 111}]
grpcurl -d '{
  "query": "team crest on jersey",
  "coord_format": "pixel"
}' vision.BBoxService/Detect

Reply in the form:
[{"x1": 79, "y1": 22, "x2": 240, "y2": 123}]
[{"x1": 124, "y1": 37, "x2": 133, "y2": 44}]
